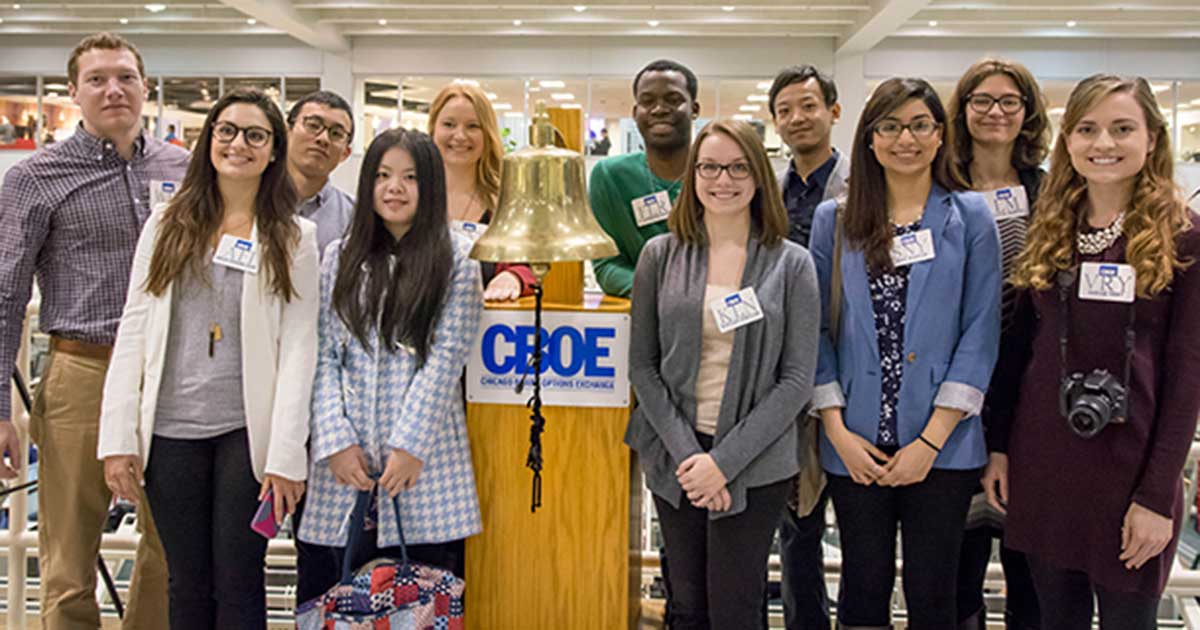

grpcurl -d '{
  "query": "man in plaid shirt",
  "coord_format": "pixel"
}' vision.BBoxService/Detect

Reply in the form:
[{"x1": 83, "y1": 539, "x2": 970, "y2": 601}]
[{"x1": 0, "y1": 32, "x2": 189, "y2": 629}]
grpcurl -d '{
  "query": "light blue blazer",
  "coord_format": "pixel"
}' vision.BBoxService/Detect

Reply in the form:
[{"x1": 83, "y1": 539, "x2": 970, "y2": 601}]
[{"x1": 809, "y1": 185, "x2": 1002, "y2": 475}]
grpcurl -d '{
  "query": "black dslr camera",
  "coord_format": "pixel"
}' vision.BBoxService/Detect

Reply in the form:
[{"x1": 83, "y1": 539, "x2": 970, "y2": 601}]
[{"x1": 1059, "y1": 369, "x2": 1127, "y2": 439}]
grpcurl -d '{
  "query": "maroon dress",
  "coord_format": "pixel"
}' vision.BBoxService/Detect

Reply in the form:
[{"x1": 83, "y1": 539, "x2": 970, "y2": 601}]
[{"x1": 996, "y1": 223, "x2": 1200, "y2": 596}]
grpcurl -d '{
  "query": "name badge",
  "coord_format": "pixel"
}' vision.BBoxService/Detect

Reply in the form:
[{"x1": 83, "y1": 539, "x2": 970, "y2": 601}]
[
  {"x1": 1078, "y1": 262, "x2": 1135, "y2": 303},
  {"x1": 631, "y1": 190, "x2": 672, "y2": 227},
  {"x1": 709, "y1": 287, "x2": 765, "y2": 334},
  {"x1": 213, "y1": 234, "x2": 259, "y2": 274},
  {"x1": 451, "y1": 220, "x2": 486, "y2": 243},
  {"x1": 890, "y1": 229, "x2": 936, "y2": 267},
  {"x1": 982, "y1": 186, "x2": 1030, "y2": 220},
  {"x1": 149, "y1": 179, "x2": 180, "y2": 210}
]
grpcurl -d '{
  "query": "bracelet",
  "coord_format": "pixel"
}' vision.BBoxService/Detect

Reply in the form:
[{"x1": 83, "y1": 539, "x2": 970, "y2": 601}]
[{"x1": 917, "y1": 434, "x2": 942, "y2": 453}]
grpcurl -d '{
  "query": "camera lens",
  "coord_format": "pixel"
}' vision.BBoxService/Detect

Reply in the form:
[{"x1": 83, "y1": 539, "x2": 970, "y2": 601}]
[{"x1": 1069, "y1": 396, "x2": 1111, "y2": 438}]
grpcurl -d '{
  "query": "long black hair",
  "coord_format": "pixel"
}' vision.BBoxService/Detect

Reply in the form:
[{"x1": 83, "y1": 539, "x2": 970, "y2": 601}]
[{"x1": 332, "y1": 128, "x2": 453, "y2": 364}]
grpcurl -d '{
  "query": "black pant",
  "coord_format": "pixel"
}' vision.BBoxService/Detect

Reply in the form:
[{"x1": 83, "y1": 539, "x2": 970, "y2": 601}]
[
  {"x1": 779, "y1": 489, "x2": 831, "y2": 630},
  {"x1": 957, "y1": 524, "x2": 1040, "y2": 628},
  {"x1": 654, "y1": 471, "x2": 791, "y2": 630},
  {"x1": 292, "y1": 494, "x2": 343, "y2": 605},
  {"x1": 298, "y1": 524, "x2": 465, "y2": 600},
  {"x1": 827, "y1": 468, "x2": 979, "y2": 630},
  {"x1": 144, "y1": 429, "x2": 268, "y2": 630},
  {"x1": 1027, "y1": 556, "x2": 1158, "y2": 630}
]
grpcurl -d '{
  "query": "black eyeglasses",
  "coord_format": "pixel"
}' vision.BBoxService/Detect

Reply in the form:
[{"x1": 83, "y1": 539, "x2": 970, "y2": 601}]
[
  {"x1": 965, "y1": 93, "x2": 1025, "y2": 115},
  {"x1": 300, "y1": 115, "x2": 350, "y2": 145},
  {"x1": 696, "y1": 161, "x2": 752, "y2": 180},
  {"x1": 873, "y1": 119, "x2": 940, "y2": 139},
  {"x1": 212, "y1": 121, "x2": 273, "y2": 148}
]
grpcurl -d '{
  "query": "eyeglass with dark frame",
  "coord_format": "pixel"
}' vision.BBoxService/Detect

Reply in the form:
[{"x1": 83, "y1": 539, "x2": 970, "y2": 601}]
[
  {"x1": 873, "y1": 119, "x2": 941, "y2": 139},
  {"x1": 212, "y1": 121, "x2": 273, "y2": 148},
  {"x1": 965, "y1": 93, "x2": 1026, "y2": 115},
  {"x1": 300, "y1": 115, "x2": 351, "y2": 145},
  {"x1": 695, "y1": 161, "x2": 753, "y2": 180}
]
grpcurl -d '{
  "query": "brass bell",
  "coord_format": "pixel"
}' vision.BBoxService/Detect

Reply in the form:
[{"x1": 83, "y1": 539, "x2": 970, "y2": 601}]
[{"x1": 469, "y1": 101, "x2": 618, "y2": 268}]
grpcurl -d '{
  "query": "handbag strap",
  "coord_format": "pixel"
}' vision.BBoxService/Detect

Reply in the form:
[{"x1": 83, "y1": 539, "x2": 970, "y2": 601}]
[
  {"x1": 339, "y1": 483, "x2": 409, "y2": 586},
  {"x1": 829, "y1": 203, "x2": 844, "y2": 341}
]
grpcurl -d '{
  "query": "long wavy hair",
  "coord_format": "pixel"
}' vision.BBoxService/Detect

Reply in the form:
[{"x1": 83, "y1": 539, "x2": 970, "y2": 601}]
[
  {"x1": 427, "y1": 83, "x2": 503, "y2": 211},
  {"x1": 668, "y1": 119, "x2": 788, "y2": 246},
  {"x1": 844, "y1": 77, "x2": 954, "y2": 272},
  {"x1": 945, "y1": 58, "x2": 1051, "y2": 189},
  {"x1": 145, "y1": 88, "x2": 299, "y2": 299},
  {"x1": 1011, "y1": 74, "x2": 1191, "y2": 298},
  {"x1": 332, "y1": 128, "x2": 453, "y2": 365}
]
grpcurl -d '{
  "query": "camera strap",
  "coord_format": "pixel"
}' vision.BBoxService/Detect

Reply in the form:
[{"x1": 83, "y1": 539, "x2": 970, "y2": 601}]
[{"x1": 1057, "y1": 266, "x2": 1137, "y2": 419}]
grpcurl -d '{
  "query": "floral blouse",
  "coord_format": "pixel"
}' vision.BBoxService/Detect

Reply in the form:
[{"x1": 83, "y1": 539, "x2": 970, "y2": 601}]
[{"x1": 868, "y1": 220, "x2": 921, "y2": 446}]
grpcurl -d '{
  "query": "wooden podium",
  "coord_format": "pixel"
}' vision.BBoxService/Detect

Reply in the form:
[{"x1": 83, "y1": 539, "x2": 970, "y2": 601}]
[{"x1": 464, "y1": 262, "x2": 641, "y2": 630}]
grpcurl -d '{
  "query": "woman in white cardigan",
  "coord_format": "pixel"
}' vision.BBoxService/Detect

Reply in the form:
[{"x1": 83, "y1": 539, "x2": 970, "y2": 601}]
[{"x1": 97, "y1": 88, "x2": 318, "y2": 630}]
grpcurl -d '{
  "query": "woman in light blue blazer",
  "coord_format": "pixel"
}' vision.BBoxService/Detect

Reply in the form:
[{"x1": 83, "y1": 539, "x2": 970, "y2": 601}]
[
  {"x1": 296, "y1": 128, "x2": 483, "y2": 601},
  {"x1": 808, "y1": 78, "x2": 1002, "y2": 630}
]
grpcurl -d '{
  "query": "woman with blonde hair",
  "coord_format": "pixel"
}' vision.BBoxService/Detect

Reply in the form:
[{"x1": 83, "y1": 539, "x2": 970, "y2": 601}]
[
  {"x1": 945, "y1": 57, "x2": 1051, "y2": 630},
  {"x1": 990, "y1": 74, "x2": 1200, "y2": 628},
  {"x1": 428, "y1": 82, "x2": 533, "y2": 301},
  {"x1": 628, "y1": 119, "x2": 819, "y2": 629}
]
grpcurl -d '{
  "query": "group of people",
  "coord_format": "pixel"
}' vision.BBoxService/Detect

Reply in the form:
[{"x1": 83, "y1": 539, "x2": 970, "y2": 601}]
[
  {"x1": 0, "y1": 28, "x2": 1197, "y2": 630},
  {"x1": 600, "y1": 58, "x2": 1200, "y2": 630}
]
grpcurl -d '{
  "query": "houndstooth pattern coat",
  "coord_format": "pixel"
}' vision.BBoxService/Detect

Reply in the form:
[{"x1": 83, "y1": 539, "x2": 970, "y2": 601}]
[{"x1": 298, "y1": 232, "x2": 484, "y2": 548}]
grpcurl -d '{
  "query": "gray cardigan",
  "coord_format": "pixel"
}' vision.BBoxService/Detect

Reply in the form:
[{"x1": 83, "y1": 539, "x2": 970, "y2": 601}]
[{"x1": 626, "y1": 231, "x2": 820, "y2": 518}]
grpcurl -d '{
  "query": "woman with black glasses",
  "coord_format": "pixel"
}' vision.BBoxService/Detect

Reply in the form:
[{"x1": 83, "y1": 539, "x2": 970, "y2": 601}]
[
  {"x1": 945, "y1": 57, "x2": 1052, "y2": 630},
  {"x1": 808, "y1": 78, "x2": 1002, "y2": 629},
  {"x1": 628, "y1": 119, "x2": 819, "y2": 630},
  {"x1": 98, "y1": 87, "x2": 318, "y2": 629}
]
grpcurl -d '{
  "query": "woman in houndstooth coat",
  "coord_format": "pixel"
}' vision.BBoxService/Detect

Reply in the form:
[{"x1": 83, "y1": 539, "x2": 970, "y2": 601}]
[{"x1": 297, "y1": 128, "x2": 483, "y2": 595}]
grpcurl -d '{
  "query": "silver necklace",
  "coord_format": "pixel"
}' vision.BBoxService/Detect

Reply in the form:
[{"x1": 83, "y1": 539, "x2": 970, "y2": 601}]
[{"x1": 1077, "y1": 211, "x2": 1126, "y2": 255}]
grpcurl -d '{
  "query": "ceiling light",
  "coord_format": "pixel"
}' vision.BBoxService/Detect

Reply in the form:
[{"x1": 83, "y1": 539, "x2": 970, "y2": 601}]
[
  {"x1": 551, "y1": 92, "x2": 575, "y2": 101},
  {"x1": 485, "y1": 92, "x2": 497, "y2": 100},
  {"x1": 493, "y1": 103, "x2": 512, "y2": 110},
  {"x1": 539, "y1": 80, "x2": 565, "y2": 88},
  {"x1": 144, "y1": 3, "x2": 165, "y2": 12},
  {"x1": 119, "y1": 17, "x2": 129, "y2": 24},
  {"x1": 246, "y1": 18, "x2": 256, "y2": 25},
  {"x1": 928, "y1": 20, "x2": 938, "y2": 27},
  {"x1": 528, "y1": 86, "x2": 541, "y2": 92},
  {"x1": 0, "y1": 17, "x2": 5, "y2": 23},
  {"x1": 647, "y1": 19, "x2": 660, "y2": 26},
  {"x1": 453, "y1": 78, "x2": 480, "y2": 87},
  {"x1": 504, "y1": 111, "x2": 525, "y2": 118},
  {"x1": 747, "y1": 94, "x2": 769, "y2": 102},
  {"x1": 573, "y1": 5, "x2": 586, "y2": 11},
  {"x1": 756, "y1": 81, "x2": 771, "y2": 90},
  {"x1": 1151, "y1": 83, "x2": 1170, "y2": 93},
  {"x1": 1066, "y1": 20, "x2": 1076, "y2": 27},
  {"x1": 561, "y1": 103, "x2": 582, "y2": 109},
  {"x1": 722, "y1": 5, "x2": 735, "y2": 11},
  {"x1": 46, "y1": 91, "x2": 58, "y2": 98},
  {"x1": 1049, "y1": 107, "x2": 1065, "y2": 115},
  {"x1": 11, "y1": 3, "x2": 18, "y2": 8},
  {"x1": 739, "y1": 105, "x2": 761, "y2": 112},
  {"x1": 733, "y1": 114, "x2": 753, "y2": 121},
  {"x1": 512, "y1": 19, "x2": 522, "y2": 25},
  {"x1": 1190, "y1": 98, "x2": 1200, "y2": 105},
  {"x1": 377, "y1": 18, "x2": 387, "y2": 25}
]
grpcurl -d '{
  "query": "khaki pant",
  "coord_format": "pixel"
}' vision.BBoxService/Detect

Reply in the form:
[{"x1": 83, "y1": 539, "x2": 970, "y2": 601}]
[{"x1": 29, "y1": 350, "x2": 168, "y2": 630}]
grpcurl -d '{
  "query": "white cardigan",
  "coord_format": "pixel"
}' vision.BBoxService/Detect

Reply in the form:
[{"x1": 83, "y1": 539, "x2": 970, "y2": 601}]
[{"x1": 97, "y1": 209, "x2": 319, "y2": 482}]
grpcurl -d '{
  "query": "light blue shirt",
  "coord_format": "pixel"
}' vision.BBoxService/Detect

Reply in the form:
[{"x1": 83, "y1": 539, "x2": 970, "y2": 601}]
[{"x1": 297, "y1": 181, "x2": 354, "y2": 260}]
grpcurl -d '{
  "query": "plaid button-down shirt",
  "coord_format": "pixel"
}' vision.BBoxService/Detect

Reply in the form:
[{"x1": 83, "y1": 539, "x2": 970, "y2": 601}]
[{"x1": 0, "y1": 124, "x2": 190, "y2": 419}]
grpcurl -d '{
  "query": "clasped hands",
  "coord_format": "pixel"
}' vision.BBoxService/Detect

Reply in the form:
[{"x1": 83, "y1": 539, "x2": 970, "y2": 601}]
[
  {"x1": 677, "y1": 453, "x2": 731, "y2": 512},
  {"x1": 329, "y1": 444, "x2": 423, "y2": 498}
]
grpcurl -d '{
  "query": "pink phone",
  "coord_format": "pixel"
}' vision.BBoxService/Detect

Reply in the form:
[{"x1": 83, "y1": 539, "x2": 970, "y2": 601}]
[{"x1": 250, "y1": 489, "x2": 277, "y2": 539}]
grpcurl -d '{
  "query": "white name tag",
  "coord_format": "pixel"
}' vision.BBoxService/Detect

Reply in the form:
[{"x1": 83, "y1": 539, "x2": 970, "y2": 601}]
[
  {"x1": 213, "y1": 234, "x2": 259, "y2": 274},
  {"x1": 890, "y1": 229, "x2": 936, "y2": 267},
  {"x1": 982, "y1": 186, "x2": 1030, "y2": 220},
  {"x1": 1078, "y1": 262, "x2": 1135, "y2": 303},
  {"x1": 631, "y1": 190, "x2": 672, "y2": 227},
  {"x1": 149, "y1": 179, "x2": 180, "y2": 209},
  {"x1": 451, "y1": 220, "x2": 487, "y2": 243},
  {"x1": 708, "y1": 287, "x2": 765, "y2": 334}
]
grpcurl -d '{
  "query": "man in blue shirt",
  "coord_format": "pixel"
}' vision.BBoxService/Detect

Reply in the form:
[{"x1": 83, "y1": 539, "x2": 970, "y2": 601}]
[
  {"x1": 769, "y1": 64, "x2": 849, "y2": 630},
  {"x1": 286, "y1": 90, "x2": 355, "y2": 259}
]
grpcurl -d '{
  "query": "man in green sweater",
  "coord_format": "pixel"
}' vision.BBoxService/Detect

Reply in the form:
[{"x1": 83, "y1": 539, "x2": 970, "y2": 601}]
[{"x1": 590, "y1": 59, "x2": 700, "y2": 297}]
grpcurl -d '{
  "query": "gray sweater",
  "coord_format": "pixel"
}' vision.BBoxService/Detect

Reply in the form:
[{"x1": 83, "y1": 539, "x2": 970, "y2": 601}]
[{"x1": 626, "y1": 231, "x2": 820, "y2": 518}]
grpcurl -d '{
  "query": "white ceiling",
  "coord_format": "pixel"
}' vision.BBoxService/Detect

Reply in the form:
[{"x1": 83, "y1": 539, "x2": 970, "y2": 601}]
[{"x1": 0, "y1": 0, "x2": 1196, "y2": 53}]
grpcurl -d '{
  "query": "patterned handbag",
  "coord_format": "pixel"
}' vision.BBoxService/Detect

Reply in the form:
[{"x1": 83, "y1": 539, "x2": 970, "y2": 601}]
[{"x1": 295, "y1": 489, "x2": 465, "y2": 630}]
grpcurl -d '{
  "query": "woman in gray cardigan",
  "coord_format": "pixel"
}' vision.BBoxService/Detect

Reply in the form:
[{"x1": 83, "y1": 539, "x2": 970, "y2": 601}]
[{"x1": 627, "y1": 119, "x2": 821, "y2": 630}]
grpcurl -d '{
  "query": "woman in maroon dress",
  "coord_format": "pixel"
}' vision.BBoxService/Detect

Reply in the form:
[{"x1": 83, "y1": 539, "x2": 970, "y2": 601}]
[{"x1": 989, "y1": 74, "x2": 1200, "y2": 628}]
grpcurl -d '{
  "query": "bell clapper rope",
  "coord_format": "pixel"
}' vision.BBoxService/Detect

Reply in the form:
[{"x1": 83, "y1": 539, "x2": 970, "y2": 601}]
[{"x1": 516, "y1": 262, "x2": 551, "y2": 512}]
